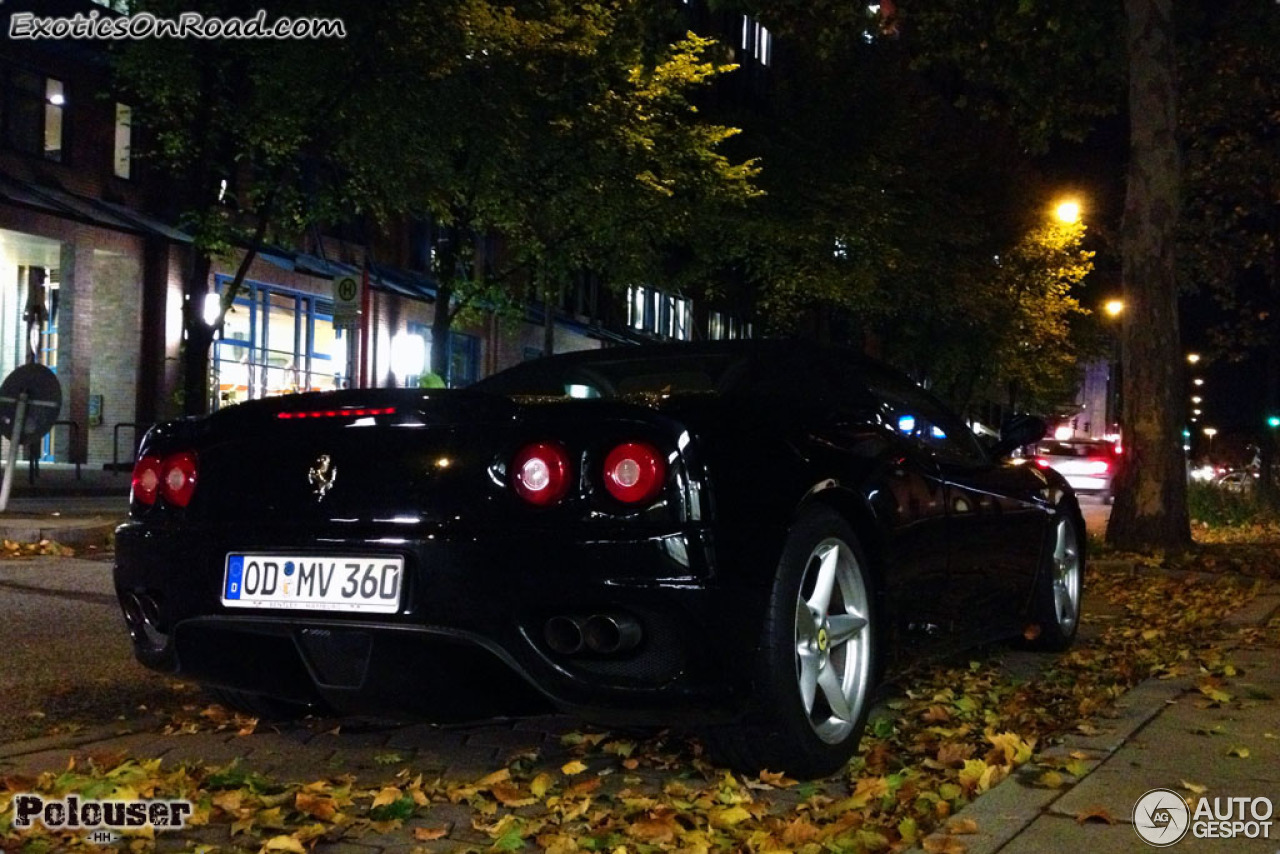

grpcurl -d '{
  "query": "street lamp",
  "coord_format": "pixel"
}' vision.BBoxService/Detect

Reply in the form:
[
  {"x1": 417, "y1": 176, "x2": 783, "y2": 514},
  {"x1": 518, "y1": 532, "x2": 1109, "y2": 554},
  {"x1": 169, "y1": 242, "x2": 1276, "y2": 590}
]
[
  {"x1": 1203, "y1": 426, "x2": 1218, "y2": 456},
  {"x1": 1055, "y1": 199, "x2": 1082, "y2": 224},
  {"x1": 1193, "y1": 378, "x2": 1205, "y2": 387},
  {"x1": 1104, "y1": 299, "x2": 1125, "y2": 318},
  {"x1": 1187, "y1": 352, "x2": 1201, "y2": 364}
]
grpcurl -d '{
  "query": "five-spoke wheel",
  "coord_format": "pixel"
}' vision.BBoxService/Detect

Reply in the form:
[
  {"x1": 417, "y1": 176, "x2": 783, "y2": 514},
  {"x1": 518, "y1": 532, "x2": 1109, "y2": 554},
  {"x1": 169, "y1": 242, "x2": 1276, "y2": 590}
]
[{"x1": 794, "y1": 537, "x2": 873, "y2": 744}]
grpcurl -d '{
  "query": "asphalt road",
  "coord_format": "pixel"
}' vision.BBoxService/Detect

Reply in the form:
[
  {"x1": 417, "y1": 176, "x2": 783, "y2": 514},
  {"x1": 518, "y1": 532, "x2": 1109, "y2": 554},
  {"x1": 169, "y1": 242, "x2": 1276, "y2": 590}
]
[
  {"x1": 1078, "y1": 494, "x2": 1111, "y2": 538},
  {"x1": 0, "y1": 555, "x2": 183, "y2": 742}
]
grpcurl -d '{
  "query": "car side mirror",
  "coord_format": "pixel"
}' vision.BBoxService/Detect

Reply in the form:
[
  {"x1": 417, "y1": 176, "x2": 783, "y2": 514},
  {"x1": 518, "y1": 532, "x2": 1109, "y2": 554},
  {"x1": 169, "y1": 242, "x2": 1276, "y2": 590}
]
[{"x1": 990, "y1": 414, "x2": 1048, "y2": 459}]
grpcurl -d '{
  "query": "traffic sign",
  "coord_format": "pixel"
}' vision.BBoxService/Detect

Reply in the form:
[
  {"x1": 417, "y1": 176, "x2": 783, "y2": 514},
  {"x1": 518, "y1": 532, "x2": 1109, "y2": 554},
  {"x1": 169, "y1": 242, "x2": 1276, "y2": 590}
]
[
  {"x1": 333, "y1": 273, "x2": 362, "y2": 330},
  {"x1": 0, "y1": 363, "x2": 61, "y2": 442}
]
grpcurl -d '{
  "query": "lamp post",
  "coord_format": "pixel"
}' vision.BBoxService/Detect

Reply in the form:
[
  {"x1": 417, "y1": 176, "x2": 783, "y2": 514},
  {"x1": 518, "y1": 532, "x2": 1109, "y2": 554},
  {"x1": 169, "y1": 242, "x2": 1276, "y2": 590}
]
[
  {"x1": 1203, "y1": 426, "x2": 1218, "y2": 458},
  {"x1": 1102, "y1": 299, "x2": 1124, "y2": 434}
]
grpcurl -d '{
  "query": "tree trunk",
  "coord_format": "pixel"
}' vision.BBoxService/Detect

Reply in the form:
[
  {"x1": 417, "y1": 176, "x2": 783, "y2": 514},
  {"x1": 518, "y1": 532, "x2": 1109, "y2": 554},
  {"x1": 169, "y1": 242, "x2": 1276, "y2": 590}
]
[
  {"x1": 1106, "y1": 0, "x2": 1191, "y2": 551},
  {"x1": 430, "y1": 280, "x2": 454, "y2": 384}
]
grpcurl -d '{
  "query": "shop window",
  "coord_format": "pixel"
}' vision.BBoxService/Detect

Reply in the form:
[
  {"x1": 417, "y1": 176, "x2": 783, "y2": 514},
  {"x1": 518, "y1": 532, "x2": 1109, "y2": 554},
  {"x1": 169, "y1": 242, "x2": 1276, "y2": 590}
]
[
  {"x1": 211, "y1": 276, "x2": 345, "y2": 407},
  {"x1": 114, "y1": 103, "x2": 132, "y2": 179}
]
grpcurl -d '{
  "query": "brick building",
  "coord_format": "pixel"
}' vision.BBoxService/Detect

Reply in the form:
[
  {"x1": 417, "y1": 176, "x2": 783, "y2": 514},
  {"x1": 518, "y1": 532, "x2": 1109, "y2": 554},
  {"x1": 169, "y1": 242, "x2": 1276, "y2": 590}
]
[{"x1": 0, "y1": 0, "x2": 757, "y2": 470}]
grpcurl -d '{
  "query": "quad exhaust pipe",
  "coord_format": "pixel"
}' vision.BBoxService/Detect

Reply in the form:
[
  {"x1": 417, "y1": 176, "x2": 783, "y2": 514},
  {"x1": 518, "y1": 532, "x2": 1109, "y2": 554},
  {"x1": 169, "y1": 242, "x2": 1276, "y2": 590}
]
[
  {"x1": 121, "y1": 591, "x2": 164, "y2": 631},
  {"x1": 544, "y1": 613, "x2": 642, "y2": 656}
]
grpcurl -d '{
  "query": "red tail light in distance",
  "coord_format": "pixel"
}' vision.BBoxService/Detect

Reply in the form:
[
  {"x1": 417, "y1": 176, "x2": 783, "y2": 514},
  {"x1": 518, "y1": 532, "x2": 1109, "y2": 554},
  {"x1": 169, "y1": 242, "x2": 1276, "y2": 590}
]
[
  {"x1": 512, "y1": 442, "x2": 572, "y2": 506},
  {"x1": 603, "y1": 441, "x2": 667, "y2": 504}
]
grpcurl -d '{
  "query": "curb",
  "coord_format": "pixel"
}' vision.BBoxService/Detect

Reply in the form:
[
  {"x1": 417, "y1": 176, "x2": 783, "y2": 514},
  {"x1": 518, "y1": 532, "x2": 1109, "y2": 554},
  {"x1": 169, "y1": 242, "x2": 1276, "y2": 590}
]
[
  {"x1": 0, "y1": 516, "x2": 118, "y2": 549},
  {"x1": 913, "y1": 575, "x2": 1280, "y2": 854}
]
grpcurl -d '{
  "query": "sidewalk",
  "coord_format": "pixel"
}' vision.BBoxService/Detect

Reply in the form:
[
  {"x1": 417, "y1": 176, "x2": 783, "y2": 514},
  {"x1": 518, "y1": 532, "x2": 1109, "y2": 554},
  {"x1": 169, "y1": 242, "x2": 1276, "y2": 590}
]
[
  {"x1": 917, "y1": 576, "x2": 1280, "y2": 854},
  {"x1": 0, "y1": 463, "x2": 128, "y2": 548}
]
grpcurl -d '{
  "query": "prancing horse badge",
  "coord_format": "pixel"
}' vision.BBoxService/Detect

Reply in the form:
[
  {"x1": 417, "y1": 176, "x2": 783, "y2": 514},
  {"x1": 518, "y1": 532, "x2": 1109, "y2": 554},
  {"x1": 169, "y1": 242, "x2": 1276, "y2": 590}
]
[{"x1": 308, "y1": 454, "x2": 337, "y2": 500}]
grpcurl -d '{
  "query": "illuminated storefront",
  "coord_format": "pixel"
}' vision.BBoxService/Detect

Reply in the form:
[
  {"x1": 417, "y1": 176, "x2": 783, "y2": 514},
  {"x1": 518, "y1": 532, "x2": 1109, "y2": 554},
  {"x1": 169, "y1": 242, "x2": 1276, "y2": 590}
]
[{"x1": 210, "y1": 274, "x2": 346, "y2": 406}]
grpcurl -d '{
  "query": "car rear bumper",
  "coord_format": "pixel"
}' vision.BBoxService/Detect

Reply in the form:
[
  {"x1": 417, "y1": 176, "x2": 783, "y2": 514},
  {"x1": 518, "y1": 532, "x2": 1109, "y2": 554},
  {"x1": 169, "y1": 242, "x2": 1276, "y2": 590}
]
[
  {"x1": 1061, "y1": 474, "x2": 1111, "y2": 494},
  {"x1": 113, "y1": 520, "x2": 766, "y2": 725}
]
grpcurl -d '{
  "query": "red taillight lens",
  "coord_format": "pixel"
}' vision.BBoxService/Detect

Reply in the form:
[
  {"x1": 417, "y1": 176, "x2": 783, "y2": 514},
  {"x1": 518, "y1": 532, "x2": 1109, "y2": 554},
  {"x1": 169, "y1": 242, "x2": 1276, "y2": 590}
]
[
  {"x1": 159, "y1": 451, "x2": 199, "y2": 507},
  {"x1": 603, "y1": 441, "x2": 667, "y2": 504},
  {"x1": 131, "y1": 455, "x2": 163, "y2": 505},
  {"x1": 1034, "y1": 457, "x2": 1051, "y2": 469},
  {"x1": 512, "y1": 442, "x2": 572, "y2": 506}
]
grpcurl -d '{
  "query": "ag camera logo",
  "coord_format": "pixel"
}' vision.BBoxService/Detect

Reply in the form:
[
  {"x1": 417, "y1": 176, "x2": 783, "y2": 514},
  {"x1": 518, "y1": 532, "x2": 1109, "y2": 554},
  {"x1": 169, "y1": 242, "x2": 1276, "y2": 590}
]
[{"x1": 1133, "y1": 788, "x2": 1190, "y2": 847}]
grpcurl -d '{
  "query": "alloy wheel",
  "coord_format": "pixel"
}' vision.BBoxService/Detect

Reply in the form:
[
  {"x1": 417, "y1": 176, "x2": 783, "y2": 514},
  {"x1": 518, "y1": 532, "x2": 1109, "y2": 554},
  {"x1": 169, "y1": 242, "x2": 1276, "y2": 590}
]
[
  {"x1": 1052, "y1": 518, "x2": 1082, "y2": 633},
  {"x1": 794, "y1": 537, "x2": 872, "y2": 744}
]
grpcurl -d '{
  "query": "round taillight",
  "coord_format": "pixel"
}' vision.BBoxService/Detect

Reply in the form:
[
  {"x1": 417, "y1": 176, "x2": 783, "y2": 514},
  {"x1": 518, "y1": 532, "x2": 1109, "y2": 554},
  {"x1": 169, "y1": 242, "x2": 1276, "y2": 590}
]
[
  {"x1": 131, "y1": 455, "x2": 163, "y2": 505},
  {"x1": 160, "y1": 451, "x2": 199, "y2": 507},
  {"x1": 512, "y1": 442, "x2": 572, "y2": 506},
  {"x1": 603, "y1": 441, "x2": 666, "y2": 505}
]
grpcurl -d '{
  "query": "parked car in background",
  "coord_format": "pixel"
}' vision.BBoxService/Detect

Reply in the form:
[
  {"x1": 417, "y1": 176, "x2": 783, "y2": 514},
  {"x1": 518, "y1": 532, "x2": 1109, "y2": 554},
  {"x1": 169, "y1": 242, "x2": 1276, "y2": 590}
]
[
  {"x1": 1213, "y1": 470, "x2": 1258, "y2": 494},
  {"x1": 1033, "y1": 439, "x2": 1120, "y2": 503},
  {"x1": 113, "y1": 340, "x2": 1084, "y2": 778}
]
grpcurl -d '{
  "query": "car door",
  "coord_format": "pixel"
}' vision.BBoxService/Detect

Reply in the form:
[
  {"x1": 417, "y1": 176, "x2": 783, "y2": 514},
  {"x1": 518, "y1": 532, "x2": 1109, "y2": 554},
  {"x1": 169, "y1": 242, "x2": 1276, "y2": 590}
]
[{"x1": 855, "y1": 366, "x2": 1048, "y2": 639}]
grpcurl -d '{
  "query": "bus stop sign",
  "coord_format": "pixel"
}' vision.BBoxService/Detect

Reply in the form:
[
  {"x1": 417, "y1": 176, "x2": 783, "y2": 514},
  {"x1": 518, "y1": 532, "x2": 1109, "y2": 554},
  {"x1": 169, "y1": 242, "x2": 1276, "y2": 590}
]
[{"x1": 0, "y1": 364, "x2": 62, "y2": 442}]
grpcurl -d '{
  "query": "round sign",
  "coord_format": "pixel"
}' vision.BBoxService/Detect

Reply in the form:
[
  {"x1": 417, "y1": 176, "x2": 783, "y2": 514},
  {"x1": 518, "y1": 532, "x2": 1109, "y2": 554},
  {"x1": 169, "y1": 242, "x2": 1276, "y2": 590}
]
[
  {"x1": 336, "y1": 276, "x2": 359, "y2": 302},
  {"x1": 0, "y1": 364, "x2": 62, "y2": 442}
]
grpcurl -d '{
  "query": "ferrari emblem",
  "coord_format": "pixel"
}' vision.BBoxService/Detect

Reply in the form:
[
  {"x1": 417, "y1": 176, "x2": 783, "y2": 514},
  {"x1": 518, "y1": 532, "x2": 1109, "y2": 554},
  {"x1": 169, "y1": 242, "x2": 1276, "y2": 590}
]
[{"x1": 308, "y1": 454, "x2": 337, "y2": 500}]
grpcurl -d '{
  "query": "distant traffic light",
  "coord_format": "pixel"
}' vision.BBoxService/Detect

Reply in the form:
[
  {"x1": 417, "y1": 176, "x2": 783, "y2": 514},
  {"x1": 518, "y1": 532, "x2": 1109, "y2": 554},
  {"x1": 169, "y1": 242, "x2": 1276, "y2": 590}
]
[{"x1": 1268, "y1": 415, "x2": 1280, "y2": 429}]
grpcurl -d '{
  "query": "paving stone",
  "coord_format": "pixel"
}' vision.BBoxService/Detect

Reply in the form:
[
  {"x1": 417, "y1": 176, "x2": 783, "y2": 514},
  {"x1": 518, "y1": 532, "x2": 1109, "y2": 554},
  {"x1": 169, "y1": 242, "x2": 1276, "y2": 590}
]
[
  {"x1": 160, "y1": 736, "x2": 255, "y2": 767},
  {"x1": 463, "y1": 725, "x2": 546, "y2": 751}
]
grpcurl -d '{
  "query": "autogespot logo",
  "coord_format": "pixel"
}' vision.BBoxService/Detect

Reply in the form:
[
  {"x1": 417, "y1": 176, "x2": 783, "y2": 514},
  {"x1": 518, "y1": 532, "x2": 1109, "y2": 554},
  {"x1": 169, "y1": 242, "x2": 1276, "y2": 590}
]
[{"x1": 1133, "y1": 788, "x2": 1191, "y2": 847}]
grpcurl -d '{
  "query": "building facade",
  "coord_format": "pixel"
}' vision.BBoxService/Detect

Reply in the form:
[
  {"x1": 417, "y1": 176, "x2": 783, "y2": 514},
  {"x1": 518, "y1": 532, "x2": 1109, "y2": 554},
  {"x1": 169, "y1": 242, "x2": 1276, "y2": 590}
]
[{"x1": 0, "y1": 0, "x2": 757, "y2": 470}]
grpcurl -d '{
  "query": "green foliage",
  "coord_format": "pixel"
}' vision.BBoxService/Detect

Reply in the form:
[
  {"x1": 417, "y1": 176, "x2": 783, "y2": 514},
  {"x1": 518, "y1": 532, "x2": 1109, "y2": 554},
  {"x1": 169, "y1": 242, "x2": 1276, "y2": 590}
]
[
  {"x1": 1178, "y1": 1, "x2": 1280, "y2": 360},
  {"x1": 1187, "y1": 481, "x2": 1279, "y2": 529}
]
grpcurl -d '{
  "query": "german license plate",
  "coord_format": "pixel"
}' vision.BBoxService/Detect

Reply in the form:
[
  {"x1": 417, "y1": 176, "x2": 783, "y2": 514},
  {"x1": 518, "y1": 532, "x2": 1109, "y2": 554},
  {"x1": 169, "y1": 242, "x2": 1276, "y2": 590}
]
[{"x1": 221, "y1": 554, "x2": 403, "y2": 613}]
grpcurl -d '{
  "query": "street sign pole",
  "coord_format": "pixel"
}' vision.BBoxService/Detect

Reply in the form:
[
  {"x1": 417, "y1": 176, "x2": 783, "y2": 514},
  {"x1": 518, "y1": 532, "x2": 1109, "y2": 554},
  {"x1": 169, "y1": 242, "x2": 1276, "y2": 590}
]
[{"x1": 0, "y1": 392, "x2": 28, "y2": 513}]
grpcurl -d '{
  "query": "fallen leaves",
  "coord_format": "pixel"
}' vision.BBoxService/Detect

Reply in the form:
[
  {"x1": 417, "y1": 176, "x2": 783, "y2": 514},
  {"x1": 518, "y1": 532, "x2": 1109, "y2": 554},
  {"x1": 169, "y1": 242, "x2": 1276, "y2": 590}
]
[
  {"x1": 0, "y1": 538, "x2": 76, "y2": 558},
  {"x1": 1, "y1": 555, "x2": 1271, "y2": 853}
]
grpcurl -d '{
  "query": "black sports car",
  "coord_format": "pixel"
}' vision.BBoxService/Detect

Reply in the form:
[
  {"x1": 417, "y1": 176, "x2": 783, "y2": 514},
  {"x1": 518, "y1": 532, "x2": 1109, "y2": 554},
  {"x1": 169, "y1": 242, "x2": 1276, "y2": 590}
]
[{"x1": 114, "y1": 340, "x2": 1083, "y2": 777}]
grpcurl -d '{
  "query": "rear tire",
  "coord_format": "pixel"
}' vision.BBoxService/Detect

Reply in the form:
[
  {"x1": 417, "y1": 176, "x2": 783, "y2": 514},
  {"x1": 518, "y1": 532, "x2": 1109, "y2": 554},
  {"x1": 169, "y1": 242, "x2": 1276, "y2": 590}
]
[
  {"x1": 1023, "y1": 506, "x2": 1084, "y2": 652},
  {"x1": 707, "y1": 507, "x2": 876, "y2": 778}
]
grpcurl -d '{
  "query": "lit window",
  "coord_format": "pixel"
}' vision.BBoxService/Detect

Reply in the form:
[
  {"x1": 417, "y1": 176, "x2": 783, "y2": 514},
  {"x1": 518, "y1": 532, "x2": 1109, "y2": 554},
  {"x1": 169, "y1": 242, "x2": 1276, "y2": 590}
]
[
  {"x1": 114, "y1": 103, "x2": 132, "y2": 179},
  {"x1": 709, "y1": 311, "x2": 724, "y2": 341},
  {"x1": 44, "y1": 79, "x2": 64, "y2": 161}
]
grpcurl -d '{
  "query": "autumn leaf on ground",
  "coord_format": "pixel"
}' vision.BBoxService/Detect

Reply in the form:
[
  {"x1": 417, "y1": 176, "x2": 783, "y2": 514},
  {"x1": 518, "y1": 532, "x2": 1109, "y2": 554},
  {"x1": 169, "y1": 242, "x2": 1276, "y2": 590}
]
[
  {"x1": 922, "y1": 834, "x2": 968, "y2": 854},
  {"x1": 1180, "y1": 780, "x2": 1208, "y2": 794},
  {"x1": 1227, "y1": 746, "x2": 1251, "y2": 758},
  {"x1": 946, "y1": 817, "x2": 979, "y2": 835},
  {"x1": 413, "y1": 825, "x2": 449, "y2": 841},
  {"x1": 1075, "y1": 807, "x2": 1116, "y2": 824},
  {"x1": 560, "y1": 760, "x2": 588, "y2": 776}
]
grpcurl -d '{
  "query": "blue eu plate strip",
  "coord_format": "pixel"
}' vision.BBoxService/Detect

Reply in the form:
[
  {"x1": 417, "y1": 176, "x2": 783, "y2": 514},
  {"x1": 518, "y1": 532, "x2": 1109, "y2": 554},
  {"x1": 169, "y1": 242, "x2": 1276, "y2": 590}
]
[{"x1": 225, "y1": 555, "x2": 244, "y2": 599}]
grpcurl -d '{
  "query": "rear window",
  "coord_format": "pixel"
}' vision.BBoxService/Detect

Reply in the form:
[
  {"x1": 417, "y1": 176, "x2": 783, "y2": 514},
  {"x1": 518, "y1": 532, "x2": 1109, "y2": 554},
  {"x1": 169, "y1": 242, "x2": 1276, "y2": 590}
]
[{"x1": 475, "y1": 353, "x2": 747, "y2": 399}]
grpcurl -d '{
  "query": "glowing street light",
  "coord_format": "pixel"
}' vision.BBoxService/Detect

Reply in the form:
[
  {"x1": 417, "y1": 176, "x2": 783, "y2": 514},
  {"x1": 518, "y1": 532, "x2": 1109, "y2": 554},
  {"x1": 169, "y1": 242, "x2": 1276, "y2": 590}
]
[
  {"x1": 1193, "y1": 378, "x2": 1205, "y2": 386},
  {"x1": 1104, "y1": 299, "x2": 1125, "y2": 318},
  {"x1": 1191, "y1": 395, "x2": 1202, "y2": 404},
  {"x1": 1203, "y1": 426, "x2": 1218, "y2": 455},
  {"x1": 1055, "y1": 199, "x2": 1082, "y2": 224},
  {"x1": 1187, "y1": 353, "x2": 1201, "y2": 364}
]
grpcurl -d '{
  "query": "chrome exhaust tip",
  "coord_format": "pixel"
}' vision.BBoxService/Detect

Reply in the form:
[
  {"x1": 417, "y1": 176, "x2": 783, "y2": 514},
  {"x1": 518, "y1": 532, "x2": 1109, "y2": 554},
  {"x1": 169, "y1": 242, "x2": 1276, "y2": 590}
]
[
  {"x1": 544, "y1": 615, "x2": 585, "y2": 655},
  {"x1": 582, "y1": 613, "x2": 642, "y2": 655}
]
